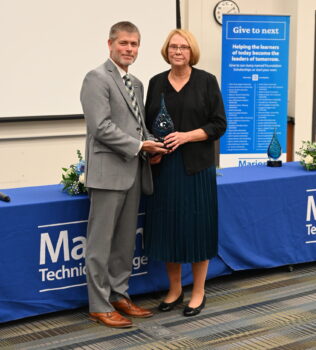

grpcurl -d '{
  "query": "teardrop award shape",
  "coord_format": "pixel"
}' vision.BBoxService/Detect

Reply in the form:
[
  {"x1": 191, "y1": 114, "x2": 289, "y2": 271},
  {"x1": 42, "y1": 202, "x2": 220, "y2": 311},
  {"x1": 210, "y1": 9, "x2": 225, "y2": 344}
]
[
  {"x1": 267, "y1": 129, "x2": 282, "y2": 167},
  {"x1": 152, "y1": 93, "x2": 175, "y2": 143}
]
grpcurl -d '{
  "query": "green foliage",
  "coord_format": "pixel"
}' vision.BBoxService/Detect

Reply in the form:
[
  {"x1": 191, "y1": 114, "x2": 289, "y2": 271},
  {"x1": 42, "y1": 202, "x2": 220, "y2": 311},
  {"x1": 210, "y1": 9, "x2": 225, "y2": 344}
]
[{"x1": 61, "y1": 150, "x2": 87, "y2": 195}]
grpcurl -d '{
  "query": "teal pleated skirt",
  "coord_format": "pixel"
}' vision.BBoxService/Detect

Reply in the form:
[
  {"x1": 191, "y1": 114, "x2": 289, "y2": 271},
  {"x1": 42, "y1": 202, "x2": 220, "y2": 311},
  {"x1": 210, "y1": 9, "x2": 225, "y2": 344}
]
[{"x1": 144, "y1": 149, "x2": 218, "y2": 263}]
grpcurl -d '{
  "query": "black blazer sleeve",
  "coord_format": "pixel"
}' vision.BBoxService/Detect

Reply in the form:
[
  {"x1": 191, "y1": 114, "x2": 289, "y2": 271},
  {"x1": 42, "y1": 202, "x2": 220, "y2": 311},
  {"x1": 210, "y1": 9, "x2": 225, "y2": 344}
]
[{"x1": 200, "y1": 73, "x2": 227, "y2": 141}]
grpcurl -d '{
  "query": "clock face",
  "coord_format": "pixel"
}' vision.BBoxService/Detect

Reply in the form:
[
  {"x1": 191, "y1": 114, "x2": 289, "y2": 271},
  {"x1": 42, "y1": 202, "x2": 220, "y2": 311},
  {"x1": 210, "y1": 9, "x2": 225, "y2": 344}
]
[{"x1": 214, "y1": 0, "x2": 240, "y2": 25}]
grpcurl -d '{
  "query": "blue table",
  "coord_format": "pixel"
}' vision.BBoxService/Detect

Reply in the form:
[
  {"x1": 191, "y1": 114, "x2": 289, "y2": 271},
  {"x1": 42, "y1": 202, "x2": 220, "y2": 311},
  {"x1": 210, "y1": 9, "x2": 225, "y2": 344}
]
[
  {"x1": 217, "y1": 162, "x2": 316, "y2": 270},
  {"x1": 1, "y1": 162, "x2": 316, "y2": 323}
]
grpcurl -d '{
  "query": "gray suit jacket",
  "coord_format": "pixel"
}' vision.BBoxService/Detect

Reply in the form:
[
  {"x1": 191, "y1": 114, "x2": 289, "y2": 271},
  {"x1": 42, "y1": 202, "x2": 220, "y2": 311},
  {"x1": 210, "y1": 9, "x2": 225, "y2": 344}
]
[{"x1": 80, "y1": 59, "x2": 153, "y2": 194}]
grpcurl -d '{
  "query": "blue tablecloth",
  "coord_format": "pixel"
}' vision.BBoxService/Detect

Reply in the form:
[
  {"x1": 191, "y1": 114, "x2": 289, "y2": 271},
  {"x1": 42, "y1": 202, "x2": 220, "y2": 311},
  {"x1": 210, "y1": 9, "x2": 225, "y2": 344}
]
[
  {"x1": 0, "y1": 185, "x2": 229, "y2": 323},
  {"x1": 1, "y1": 162, "x2": 316, "y2": 323},
  {"x1": 217, "y1": 162, "x2": 316, "y2": 269}
]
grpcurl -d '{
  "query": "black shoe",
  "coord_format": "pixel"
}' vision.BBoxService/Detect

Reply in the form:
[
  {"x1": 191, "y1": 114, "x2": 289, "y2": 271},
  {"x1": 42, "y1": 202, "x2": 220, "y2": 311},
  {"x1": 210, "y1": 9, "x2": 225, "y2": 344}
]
[
  {"x1": 183, "y1": 295, "x2": 206, "y2": 317},
  {"x1": 158, "y1": 291, "x2": 184, "y2": 312}
]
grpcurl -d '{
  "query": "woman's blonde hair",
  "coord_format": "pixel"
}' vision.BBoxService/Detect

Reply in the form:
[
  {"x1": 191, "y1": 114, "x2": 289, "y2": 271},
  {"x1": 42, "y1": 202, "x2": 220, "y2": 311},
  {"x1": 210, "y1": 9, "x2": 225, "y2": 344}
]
[{"x1": 161, "y1": 29, "x2": 200, "y2": 66}]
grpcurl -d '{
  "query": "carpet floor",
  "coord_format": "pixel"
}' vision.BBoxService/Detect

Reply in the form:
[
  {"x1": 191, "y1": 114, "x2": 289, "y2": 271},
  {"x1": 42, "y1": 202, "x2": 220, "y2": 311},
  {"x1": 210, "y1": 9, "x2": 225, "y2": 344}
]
[{"x1": 2, "y1": 262, "x2": 316, "y2": 349}]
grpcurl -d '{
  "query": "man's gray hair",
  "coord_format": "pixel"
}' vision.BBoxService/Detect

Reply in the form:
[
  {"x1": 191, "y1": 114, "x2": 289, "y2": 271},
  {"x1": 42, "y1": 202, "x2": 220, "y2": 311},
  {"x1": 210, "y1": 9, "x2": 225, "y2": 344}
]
[{"x1": 109, "y1": 21, "x2": 141, "y2": 43}]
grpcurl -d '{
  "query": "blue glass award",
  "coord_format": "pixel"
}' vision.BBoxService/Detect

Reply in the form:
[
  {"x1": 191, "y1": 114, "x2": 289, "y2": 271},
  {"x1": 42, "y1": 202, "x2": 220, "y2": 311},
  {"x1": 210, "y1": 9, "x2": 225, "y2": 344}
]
[
  {"x1": 267, "y1": 128, "x2": 282, "y2": 167},
  {"x1": 152, "y1": 93, "x2": 174, "y2": 144}
]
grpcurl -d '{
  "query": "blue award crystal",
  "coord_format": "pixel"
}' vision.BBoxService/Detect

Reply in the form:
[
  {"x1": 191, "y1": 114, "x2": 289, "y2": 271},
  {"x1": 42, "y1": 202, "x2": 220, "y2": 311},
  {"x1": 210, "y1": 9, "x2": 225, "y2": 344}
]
[
  {"x1": 152, "y1": 93, "x2": 174, "y2": 142},
  {"x1": 267, "y1": 128, "x2": 282, "y2": 167}
]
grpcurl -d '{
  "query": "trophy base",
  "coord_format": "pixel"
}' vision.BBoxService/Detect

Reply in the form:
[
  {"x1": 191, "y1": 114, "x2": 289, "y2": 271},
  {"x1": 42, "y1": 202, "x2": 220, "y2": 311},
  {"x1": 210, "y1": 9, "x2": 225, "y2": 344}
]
[
  {"x1": 267, "y1": 160, "x2": 282, "y2": 167},
  {"x1": 155, "y1": 138, "x2": 172, "y2": 149}
]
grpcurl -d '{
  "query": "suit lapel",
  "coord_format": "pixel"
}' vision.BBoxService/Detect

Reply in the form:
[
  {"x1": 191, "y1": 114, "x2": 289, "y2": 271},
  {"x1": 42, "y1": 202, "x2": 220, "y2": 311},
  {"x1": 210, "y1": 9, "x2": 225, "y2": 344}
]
[{"x1": 105, "y1": 60, "x2": 141, "y2": 122}]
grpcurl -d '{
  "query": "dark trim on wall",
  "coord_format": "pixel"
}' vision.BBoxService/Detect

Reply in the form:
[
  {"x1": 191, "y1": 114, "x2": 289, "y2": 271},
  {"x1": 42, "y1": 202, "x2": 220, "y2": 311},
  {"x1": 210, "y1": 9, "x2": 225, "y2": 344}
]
[
  {"x1": 0, "y1": 114, "x2": 84, "y2": 123},
  {"x1": 312, "y1": 11, "x2": 316, "y2": 142},
  {"x1": 176, "y1": 0, "x2": 181, "y2": 28}
]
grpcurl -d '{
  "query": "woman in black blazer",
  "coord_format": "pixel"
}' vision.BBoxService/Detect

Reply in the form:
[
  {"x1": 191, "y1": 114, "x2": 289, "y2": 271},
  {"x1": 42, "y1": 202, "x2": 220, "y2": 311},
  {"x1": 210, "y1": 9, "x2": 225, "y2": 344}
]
[{"x1": 144, "y1": 29, "x2": 226, "y2": 317}]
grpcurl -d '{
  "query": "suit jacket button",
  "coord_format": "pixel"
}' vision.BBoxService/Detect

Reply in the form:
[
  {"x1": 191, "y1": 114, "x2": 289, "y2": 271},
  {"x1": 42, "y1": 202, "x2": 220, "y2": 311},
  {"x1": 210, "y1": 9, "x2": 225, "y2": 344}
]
[{"x1": 136, "y1": 127, "x2": 141, "y2": 131}]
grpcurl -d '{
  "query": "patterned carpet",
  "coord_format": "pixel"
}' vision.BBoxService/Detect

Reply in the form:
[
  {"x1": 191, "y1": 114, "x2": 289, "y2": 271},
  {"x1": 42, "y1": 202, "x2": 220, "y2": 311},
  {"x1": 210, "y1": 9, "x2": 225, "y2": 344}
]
[{"x1": 2, "y1": 262, "x2": 316, "y2": 349}]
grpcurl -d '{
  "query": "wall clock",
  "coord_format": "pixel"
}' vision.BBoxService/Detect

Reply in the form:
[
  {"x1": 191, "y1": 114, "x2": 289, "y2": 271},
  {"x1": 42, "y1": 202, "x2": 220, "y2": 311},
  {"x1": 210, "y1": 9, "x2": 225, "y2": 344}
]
[{"x1": 213, "y1": 0, "x2": 240, "y2": 25}]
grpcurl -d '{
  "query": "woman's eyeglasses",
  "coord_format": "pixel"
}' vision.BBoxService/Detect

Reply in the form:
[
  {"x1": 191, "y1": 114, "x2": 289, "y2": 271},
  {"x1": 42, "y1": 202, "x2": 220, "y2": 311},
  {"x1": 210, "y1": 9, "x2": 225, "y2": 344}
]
[{"x1": 168, "y1": 45, "x2": 190, "y2": 52}]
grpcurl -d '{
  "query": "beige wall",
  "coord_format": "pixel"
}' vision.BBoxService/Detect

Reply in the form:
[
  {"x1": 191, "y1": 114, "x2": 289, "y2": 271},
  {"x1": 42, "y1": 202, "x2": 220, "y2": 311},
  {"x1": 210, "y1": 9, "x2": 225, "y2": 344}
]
[
  {"x1": 0, "y1": 120, "x2": 85, "y2": 189},
  {"x1": 0, "y1": 0, "x2": 173, "y2": 189},
  {"x1": 0, "y1": 0, "x2": 315, "y2": 189},
  {"x1": 293, "y1": 0, "x2": 315, "y2": 148}
]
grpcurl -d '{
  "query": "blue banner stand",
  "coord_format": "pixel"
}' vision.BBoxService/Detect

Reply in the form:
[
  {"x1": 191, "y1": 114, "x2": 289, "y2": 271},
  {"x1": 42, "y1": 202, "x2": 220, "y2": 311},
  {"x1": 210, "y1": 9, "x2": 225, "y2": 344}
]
[{"x1": 220, "y1": 14, "x2": 290, "y2": 167}]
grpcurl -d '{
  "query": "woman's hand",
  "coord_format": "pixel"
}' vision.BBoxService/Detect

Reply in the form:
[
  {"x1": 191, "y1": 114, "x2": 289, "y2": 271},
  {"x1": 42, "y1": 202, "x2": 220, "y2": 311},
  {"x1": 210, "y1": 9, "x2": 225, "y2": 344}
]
[
  {"x1": 164, "y1": 129, "x2": 209, "y2": 151},
  {"x1": 163, "y1": 132, "x2": 190, "y2": 151},
  {"x1": 149, "y1": 154, "x2": 163, "y2": 164}
]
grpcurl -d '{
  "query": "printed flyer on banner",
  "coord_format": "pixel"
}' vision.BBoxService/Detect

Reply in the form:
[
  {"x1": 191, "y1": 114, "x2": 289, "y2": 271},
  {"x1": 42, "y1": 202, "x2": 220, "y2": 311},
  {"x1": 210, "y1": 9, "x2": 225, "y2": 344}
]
[{"x1": 220, "y1": 14, "x2": 290, "y2": 167}]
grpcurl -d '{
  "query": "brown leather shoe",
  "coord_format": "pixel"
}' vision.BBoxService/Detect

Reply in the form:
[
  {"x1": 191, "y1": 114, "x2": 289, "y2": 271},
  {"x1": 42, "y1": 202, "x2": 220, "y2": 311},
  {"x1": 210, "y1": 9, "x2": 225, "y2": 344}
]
[
  {"x1": 89, "y1": 311, "x2": 132, "y2": 328},
  {"x1": 112, "y1": 298, "x2": 153, "y2": 318}
]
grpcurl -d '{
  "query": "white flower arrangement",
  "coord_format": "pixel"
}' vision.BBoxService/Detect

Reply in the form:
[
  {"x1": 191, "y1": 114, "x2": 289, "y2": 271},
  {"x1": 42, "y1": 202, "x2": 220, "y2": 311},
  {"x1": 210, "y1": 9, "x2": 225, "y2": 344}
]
[
  {"x1": 296, "y1": 141, "x2": 316, "y2": 171},
  {"x1": 61, "y1": 150, "x2": 87, "y2": 195}
]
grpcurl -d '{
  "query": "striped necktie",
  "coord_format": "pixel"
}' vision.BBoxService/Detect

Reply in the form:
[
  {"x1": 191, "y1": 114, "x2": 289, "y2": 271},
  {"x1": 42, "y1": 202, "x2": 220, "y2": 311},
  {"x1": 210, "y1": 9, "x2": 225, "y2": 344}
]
[
  {"x1": 123, "y1": 74, "x2": 146, "y2": 159},
  {"x1": 123, "y1": 74, "x2": 144, "y2": 140}
]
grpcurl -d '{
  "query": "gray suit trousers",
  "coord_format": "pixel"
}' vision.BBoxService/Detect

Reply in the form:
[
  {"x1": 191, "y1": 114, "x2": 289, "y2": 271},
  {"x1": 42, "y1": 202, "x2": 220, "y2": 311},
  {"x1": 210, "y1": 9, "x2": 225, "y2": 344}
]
[{"x1": 85, "y1": 163, "x2": 141, "y2": 312}]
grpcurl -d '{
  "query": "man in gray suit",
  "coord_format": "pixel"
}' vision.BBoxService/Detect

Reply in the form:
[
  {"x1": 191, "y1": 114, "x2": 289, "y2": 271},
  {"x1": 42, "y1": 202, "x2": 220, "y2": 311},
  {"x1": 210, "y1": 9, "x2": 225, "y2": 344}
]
[{"x1": 80, "y1": 21, "x2": 167, "y2": 328}]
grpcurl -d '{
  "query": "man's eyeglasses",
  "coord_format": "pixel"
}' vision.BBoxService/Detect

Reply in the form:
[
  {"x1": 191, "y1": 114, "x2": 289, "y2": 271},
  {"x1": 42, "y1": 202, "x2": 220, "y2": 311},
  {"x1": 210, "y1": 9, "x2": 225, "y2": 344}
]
[{"x1": 168, "y1": 45, "x2": 190, "y2": 52}]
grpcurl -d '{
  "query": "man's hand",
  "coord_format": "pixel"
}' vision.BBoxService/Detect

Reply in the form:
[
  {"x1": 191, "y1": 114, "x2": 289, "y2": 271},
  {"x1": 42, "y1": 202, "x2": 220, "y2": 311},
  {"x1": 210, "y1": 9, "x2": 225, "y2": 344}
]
[
  {"x1": 149, "y1": 154, "x2": 163, "y2": 165},
  {"x1": 141, "y1": 140, "x2": 168, "y2": 155}
]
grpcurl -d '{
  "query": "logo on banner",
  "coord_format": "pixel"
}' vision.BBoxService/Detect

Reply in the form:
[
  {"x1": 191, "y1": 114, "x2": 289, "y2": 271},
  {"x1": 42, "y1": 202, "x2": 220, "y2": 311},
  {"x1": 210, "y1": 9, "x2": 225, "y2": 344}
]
[
  {"x1": 238, "y1": 157, "x2": 267, "y2": 167},
  {"x1": 38, "y1": 215, "x2": 148, "y2": 292},
  {"x1": 38, "y1": 220, "x2": 88, "y2": 292},
  {"x1": 305, "y1": 189, "x2": 316, "y2": 244},
  {"x1": 133, "y1": 225, "x2": 148, "y2": 276}
]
